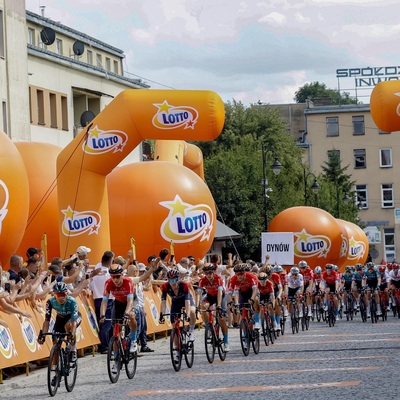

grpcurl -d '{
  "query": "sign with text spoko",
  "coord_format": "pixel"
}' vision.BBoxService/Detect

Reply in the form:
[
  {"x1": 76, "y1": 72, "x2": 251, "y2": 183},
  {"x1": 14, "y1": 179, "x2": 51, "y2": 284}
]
[{"x1": 261, "y1": 232, "x2": 294, "y2": 266}]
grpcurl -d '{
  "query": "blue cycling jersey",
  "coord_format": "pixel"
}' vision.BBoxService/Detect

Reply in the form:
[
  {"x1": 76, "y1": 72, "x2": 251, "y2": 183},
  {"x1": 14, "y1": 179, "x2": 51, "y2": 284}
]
[
  {"x1": 342, "y1": 272, "x2": 354, "y2": 283},
  {"x1": 45, "y1": 296, "x2": 79, "y2": 321}
]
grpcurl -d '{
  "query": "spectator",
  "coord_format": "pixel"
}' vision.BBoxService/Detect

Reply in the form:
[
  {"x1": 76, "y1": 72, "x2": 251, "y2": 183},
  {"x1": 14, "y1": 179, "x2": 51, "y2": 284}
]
[{"x1": 8, "y1": 254, "x2": 24, "y2": 283}]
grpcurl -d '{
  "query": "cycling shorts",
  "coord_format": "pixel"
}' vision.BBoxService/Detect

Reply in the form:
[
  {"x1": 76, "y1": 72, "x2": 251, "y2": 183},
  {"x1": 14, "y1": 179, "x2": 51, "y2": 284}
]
[{"x1": 53, "y1": 312, "x2": 82, "y2": 333}]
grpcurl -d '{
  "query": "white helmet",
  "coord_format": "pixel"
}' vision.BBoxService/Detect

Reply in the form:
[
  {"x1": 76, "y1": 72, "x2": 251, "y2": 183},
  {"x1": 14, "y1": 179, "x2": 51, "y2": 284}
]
[
  {"x1": 290, "y1": 266, "x2": 300, "y2": 275},
  {"x1": 298, "y1": 260, "x2": 308, "y2": 268}
]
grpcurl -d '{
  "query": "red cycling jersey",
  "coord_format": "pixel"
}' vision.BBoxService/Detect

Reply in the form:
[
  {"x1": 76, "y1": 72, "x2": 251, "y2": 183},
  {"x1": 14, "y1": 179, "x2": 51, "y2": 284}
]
[
  {"x1": 104, "y1": 277, "x2": 135, "y2": 302},
  {"x1": 321, "y1": 270, "x2": 339, "y2": 285},
  {"x1": 198, "y1": 274, "x2": 224, "y2": 297},
  {"x1": 229, "y1": 272, "x2": 258, "y2": 293},
  {"x1": 258, "y1": 279, "x2": 274, "y2": 295},
  {"x1": 269, "y1": 272, "x2": 282, "y2": 289},
  {"x1": 279, "y1": 272, "x2": 288, "y2": 286},
  {"x1": 302, "y1": 268, "x2": 314, "y2": 285}
]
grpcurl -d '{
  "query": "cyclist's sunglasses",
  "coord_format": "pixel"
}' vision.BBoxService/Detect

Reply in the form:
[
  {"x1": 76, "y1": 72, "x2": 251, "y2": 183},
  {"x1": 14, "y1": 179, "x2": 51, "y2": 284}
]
[
  {"x1": 235, "y1": 271, "x2": 245, "y2": 276},
  {"x1": 204, "y1": 271, "x2": 213, "y2": 275},
  {"x1": 169, "y1": 278, "x2": 178, "y2": 283},
  {"x1": 111, "y1": 274, "x2": 122, "y2": 279},
  {"x1": 54, "y1": 292, "x2": 67, "y2": 298}
]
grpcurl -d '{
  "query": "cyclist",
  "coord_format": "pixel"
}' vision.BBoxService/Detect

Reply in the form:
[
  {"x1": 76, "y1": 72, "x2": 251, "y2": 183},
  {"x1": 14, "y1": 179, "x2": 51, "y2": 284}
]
[
  {"x1": 287, "y1": 266, "x2": 304, "y2": 318},
  {"x1": 298, "y1": 260, "x2": 314, "y2": 317},
  {"x1": 389, "y1": 263, "x2": 400, "y2": 309},
  {"x1": 99, "y1": 264, "x2": 138, "y2": 353},
  {"x1": 196, "y1": 263, "x2": 229, "y2": 351},
  {"x1": 313, "y1": 266, "x2": 324, "y2": 313},
  {"x1": 275, "y1": 265, "x2": 289, "y2": 317},
  {"x1": 362, "y1": 262, "x2": 381, "y2": 317},
  {"x1": 37, "y1": 282, "x2": 81, "y2": 365},
  {"x1": 257, "y1": 271, "x2": 277, "y2": 330},
  {"x1": 265, "y1": 266, "x2": 283, "y2": 331},
  {"x1": 378, "y1": 264, "x2": 389, "y2": 311},
  {"x1": 321, "y1": 264, "x2": 340, "y2": 320},
  {"x1": 159, "y1": 269, "x2": 197, "y2": 342},
  {"x1": 228, "y1": 263, "x2": 260, "y2": 330},
  {"x1": 353, "y1": 264, "x2": 364, "y2": 310},
  {"x1": 340, "y1": 266, "x2": 355, "y2": 313}
]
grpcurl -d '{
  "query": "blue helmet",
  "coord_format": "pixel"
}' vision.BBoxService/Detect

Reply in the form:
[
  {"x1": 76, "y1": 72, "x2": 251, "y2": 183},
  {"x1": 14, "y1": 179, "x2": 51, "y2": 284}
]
[{"x1": 53, "y1": 282, "x2": 68, "y2": 293}]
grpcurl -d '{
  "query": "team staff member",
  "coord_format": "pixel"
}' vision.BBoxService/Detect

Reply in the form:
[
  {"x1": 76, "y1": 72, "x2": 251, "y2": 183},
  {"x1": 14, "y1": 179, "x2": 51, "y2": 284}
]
[{"x1": 99, "y1": 264, "x2": 138, "y2": 353}]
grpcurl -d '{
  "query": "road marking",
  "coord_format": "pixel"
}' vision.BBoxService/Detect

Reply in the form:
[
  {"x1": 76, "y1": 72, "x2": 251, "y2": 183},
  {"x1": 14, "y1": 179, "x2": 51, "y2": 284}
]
[
  {"x1": 127, "y1": 380, "x2": 361, "y2": 396},
  {"x1": 304, "y1": 332, "x2": 397, "y2": 338},
  {"x1": 272, "y1": 338, "x2": 400, "y2": 345},
  {"x1": 180, "y1": 366, "x2": 377, "y2": 377},
  {"x1": 215, "y1": 355, "x2": 387, "y2": 364}
]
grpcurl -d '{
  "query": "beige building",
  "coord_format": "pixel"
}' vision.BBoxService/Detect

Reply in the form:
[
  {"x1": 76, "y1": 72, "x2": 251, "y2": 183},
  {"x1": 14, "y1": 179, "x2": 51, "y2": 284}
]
[
  {"x1": 1, "y1": 0, "x2": 149, "y2": 163},
  {"x1": 288, "y1": 101, "x2": 397, "y2": 263}
]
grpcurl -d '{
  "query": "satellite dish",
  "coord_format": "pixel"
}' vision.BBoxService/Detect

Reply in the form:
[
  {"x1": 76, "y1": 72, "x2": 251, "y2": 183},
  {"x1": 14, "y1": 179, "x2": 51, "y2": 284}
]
[
  {"x1": 73, "y1": 41, "x2": 85, "y2": 56},
  {"x1": 40, "y1": 27, "x2": 55, "y2": 45},
  {"x1": 80, "y1": 110, "x2": 95, "y2": 127},
  {"x1": 370, "y1": 248, "x2": 379, "y2": 260}
]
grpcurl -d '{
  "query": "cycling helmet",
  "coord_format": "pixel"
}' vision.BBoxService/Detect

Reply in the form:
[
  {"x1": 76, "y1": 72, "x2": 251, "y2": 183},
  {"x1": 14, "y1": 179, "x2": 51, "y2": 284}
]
[
  {"x1": 109, "y1": 263, "x2": 123, "y2": 275},
  {"x1": 325, "y1": 264, "x2": 333, "y2": 270},
  {"x1": 290, "y1": 266, "x2": 299, "y2": 275},
  {"x1": 264, "y1": 265, "x2": 273, "y2": 275},
  {"x1": 233, "y1": 263, "x2": 246, "y2": 273},
  {"x1": 167, "y1": 269, "x2": 180, "y2": 280},
  {"x1": 332, "y1": 265, "x2": 338, "y2": 271},
  {"x1": 345, "y1": 266, "x2": 352, "y2": 272},
  {"x1": 393, "y1": 263, "x2": 399, "y2": 270},
  {"x1": 366, "y1": 262, "x2": 375, "y2": 270},
  {"x1": 274, "y1": 265, "x2": 283, "y2": 273},
  {"x1": 355, "y1": 263, "x2": 363, "y2": 270},
  {"x1": 53, "y1": 282, "x2": 68, "y2": 293},
  {"x1": 243, "y1": 263, "x2": 251, "y2": 271},
  {"x1": 258, "y1": 272, "x2": 268, "y2": 281},
  {"x1": 298, "y1": 260, "x2": 308, "y2": 268},
  {"x1": 314, "y1": 266, "x2": 322, "y2": 274},
  {"x1": 203, "y1": 263, "x2": 216, "y2": 271},
  {"x1": 378, "y1": 265, "x2": 386, "y2": 273}
]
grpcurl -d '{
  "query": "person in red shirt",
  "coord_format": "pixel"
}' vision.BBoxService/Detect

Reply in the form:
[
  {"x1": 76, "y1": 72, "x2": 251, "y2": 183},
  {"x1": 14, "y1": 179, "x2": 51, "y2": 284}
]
[
  {"x1": 100, "y1": 264, "x2": 138, "y2": 353},
  {"x1": 257, "y1": 271, "x2": 278, "y2": 330},
  {"x1": 265, "y1": 266, "x2": 283, "y2": 331},
  {"x1": 228, "y1": 263, "x2": 260, "y2": 329},
  {"x1": 196, "y1": 263, "x2": 229, "y2": 351},
  {"x1": 321, "y1": 263, "x2": 340, "y2": 320},
  {"x1": 298, "y1": 260, "x2": 314, "y2": 317}
]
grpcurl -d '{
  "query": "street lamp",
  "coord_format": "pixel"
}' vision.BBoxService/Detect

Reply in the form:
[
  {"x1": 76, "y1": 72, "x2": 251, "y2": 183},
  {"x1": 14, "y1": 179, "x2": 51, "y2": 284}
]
[
  {"x1": 303, "y1": 169, "x2": 320, "y2": 206},
  {"x1": 336, "y1": 186, "x2": 350, "y2": 218},
  {"x1": 261, "y1": 143, "x2": 282, "y2": 231}
]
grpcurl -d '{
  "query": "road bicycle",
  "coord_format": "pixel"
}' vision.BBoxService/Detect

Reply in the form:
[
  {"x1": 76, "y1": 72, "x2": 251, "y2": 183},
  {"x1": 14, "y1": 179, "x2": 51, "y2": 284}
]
[
  {"x1": 40, "y1": 331, "x2": 78, "y2": 397},
  {"x1": 379, "y1": 290, "x2": 388, "y2": 321},
  {"x1": 359, "y1": 289, "x2": 368, "y2": 322},
  {"x1": 299, "y1": 294, "x2": 310, "y2": 331},
  {"x1": 313, "y1": 291, "x2": 325, "y2": 322},
  {"x1": 277, "y1": 297, "x2": 286, "y2": 335},
  {"x1": 389, "y1": 288, "x2": 400, "y2": 318},
  {"x1": 106, "y1": 318, "x2": 137, "y2": 383},
  {"x1": 368, "y1": 289, "x2": 378, "y2": 324},
  {"x1": 163, "y1": 309, "x2": 194, "y2": 372},
  {"x1": 259, "y1": 300, "x2": 275, "y2": 346},
  {"x1": 343, "y1": 290, "x2": 355, "y2": 321},
  {"x1": 289, "y1": 296, "x2": 300, "y2": 334},
  {"x1": 325, "y1": 291, "x2": 336, "y2": 327},
  {"x1": 202, "y1": 307, "x2": 227, "y2": 363}
]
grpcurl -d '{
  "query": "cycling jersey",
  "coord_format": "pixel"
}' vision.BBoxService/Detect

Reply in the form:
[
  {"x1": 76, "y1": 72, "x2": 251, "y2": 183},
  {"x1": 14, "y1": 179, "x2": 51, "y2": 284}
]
[
  {"x1": 301, "y1": 268, "x2": 314, "y2": 286},
  {"x1": 228, "y1": 272, "x2": 258, "y2": 293},
  {"x1": 45, "y1": 296, "x2": 79, "y2": 322},
  {"x1": 341, "y1": 272, "x2": 354, "y2": 284},
  {"x1": 279, "y1": 272, "x2": 288, "y2": 286},
  {"x1": 321, "y1": 270, "x2": 339, "y2": 285},
  {"x1": 198, "y1": 274, "x2": 224, "y2": 297},
  {"x1": 389, "y1": 270, "x2": 400, "y2": 282},
  {"x1": 258, "y1": 280, "x2": 274, "y2": 295},
  {"x1": 161, "y1": 281, "x2": 192, "y2": 302},
  {"x1": 104, "y1": 277, "x2": 135, "y2": 302},
  {"x1": 287, "y1": 273, "x2": 304, "y2": 289}
]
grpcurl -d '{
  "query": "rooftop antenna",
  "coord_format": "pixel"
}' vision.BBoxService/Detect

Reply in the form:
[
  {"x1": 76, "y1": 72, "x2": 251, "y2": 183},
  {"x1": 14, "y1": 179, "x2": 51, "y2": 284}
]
[{"x1": 39, "y1": 5, "x2": 45, "y2": 17}]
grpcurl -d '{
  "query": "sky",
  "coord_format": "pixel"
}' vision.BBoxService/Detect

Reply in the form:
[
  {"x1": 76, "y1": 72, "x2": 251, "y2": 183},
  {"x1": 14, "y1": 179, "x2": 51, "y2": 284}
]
[{"x1": 25, "y1": 0, "x2": 400, "y2": 105}]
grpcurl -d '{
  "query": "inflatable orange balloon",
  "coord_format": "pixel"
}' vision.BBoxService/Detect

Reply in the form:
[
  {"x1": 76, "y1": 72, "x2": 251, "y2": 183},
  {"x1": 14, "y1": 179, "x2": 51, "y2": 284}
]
[
  {"x1": 15, "y1": 142, "x2": 62, "y2": 261},
  {"x1": 0, "y1": 131, "x2": 30, "y2": 267},
  {"x1": 108, "y1": 161, "x2": 216, "y2": 262},
  {"x1": 370, "y1": 81, "x2": 400, "y2": 132},
  {"x1": 268, "y1": 206, "x2": 343, "y2": 268},
  {"x1": 337, "y1": 219, "x2": 368, "y2": 266},
  {"x1": 335, "y1": 219, "x2": 350, "y2": 272}
]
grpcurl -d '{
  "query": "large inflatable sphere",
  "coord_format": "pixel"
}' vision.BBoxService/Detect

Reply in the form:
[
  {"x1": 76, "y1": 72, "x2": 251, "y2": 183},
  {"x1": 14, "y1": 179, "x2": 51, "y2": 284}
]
[
  {"x1": 0, "y1": 131, "x2": 30, "y2": 267},
  {"x1": 337, "y1": 219, "x2": 368, "y2": 266},
  {"x1": 268, "y1": 206, "x2": 343, "y2": 268},
  {"x1": 15, "y1": 142, "x2": 62, "y2": 261},
  {"x1": 108, "y1": 161, "x2": 216, "y2": 262}
]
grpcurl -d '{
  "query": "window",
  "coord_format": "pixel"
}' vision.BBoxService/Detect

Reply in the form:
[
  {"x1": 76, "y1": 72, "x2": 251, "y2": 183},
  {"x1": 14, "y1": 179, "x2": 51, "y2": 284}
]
[
  {"x1": 28, "y1": 28, "x2": 35, "y2": 46},
  {"x1": 56, "y1": 39, "x2": 63, "y2": 56},
  {"x1": 353, "y1": 115, "x2": 365, "y2": 135},
  {"x1": 0, "y1": 10, "x2": 4, "y2": 57},
  {"x1": 96, "y1": 53, "x2": 102, "y2": 68},
  {"x1": 327, "y1": 149, "x2": 340, "y2": 165},
  {"x1": 2, "y1": 101, "x2": 7, "y2": 133},
  {"x1": 380, "y1": 148, "x2": 392, "y2": 168},
  {"x1": 354, "y1": 149, "x2": 366, "y2": 168},
  {"x1": 381, "y1": 184, "x2": 394, "y2": 208},
  {"x1": 356, "y1": 184, "x2": 368, "y2": 209},
  {"x1": 37, "y1": 89, "x2": 45, "y2": 125},
  {"x1": 49, "y1": 93, "x2": 57, "y2": 128},
  {"x1": 105, "y1": 57, "x2": 111, "y2": 71},
  {"x1": 87, "y1": 50, "x2": 93, "y2": 65},
  {"x1": 61, "y1": 96, "x2": 68, "y2": 131},
  {"x1": 114, "y1": 60, "x2": 119, "y2": 74},
  {"x1": 384, "y1": 228, "x2": 395, "y2": 262},
  {"x1": 326, "y1": 116, "x2": 339, "y2": 137}
]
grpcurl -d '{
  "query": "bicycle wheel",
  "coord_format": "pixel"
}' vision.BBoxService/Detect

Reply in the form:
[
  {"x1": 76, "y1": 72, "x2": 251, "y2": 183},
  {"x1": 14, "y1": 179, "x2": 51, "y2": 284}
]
[
  {"x1": 204, "y1": 324, "x2": 215, "y2": 363},
  {"x1": 268, "y1": 317, "x2": 275, "y2": 344},
  {"x1": 124, "y1": 338, "x2": 137, "y2": 379},
  {"x1": 370, "y1": 301, "x2": 376, "y2": 324},
  {"x1": 107, "y1": 336, "x2": 121, "y2": 383},
  {"x1": 261, "y1": 315, "x2": 269, "y2": 346},
  {"x1": 47, "y1": 345, "x2": 61, "y2": 397},
  {"x1": 239, "y1": 319, "x2": 250, "y2": 356},
  {"x1": 360, "y1": 302, "x2": 367, "y2": 322},
  {"x1": 251, "y1": 325, "x2": 260, "y2": 354},
  {"x1": 183, "y1": 331, "x2": 194, "y2": 368},
  {"x1": 301, "y1": 305, "x2": 305, "y2": 331},
  {"x1": 280, "y1": 315, "x2": 285, "y2": 335},
  {"x1": 215, "y1": 325, "x2": 227, "y2": 361},
  {"x1": 65, "y1": 349, "x2": 78, "y2": 392},
  {"x1": 291, "y1": 311, "x2": 296, "y2": 334},
  {"x1": 170, "y1": 328, "x2": 182, "y2": 372}
]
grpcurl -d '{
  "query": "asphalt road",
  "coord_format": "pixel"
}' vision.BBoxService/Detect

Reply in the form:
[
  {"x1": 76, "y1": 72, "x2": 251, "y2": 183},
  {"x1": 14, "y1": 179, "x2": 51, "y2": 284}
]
[{"x1": 2, "y1": 311, "x2": 399, "y2": 399}]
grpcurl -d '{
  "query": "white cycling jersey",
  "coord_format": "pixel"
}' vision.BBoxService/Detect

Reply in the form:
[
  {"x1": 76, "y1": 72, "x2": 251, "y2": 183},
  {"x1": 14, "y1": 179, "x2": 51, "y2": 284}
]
[{"x1": 287, "y1": 273, "x2": 304, "y2": 289}]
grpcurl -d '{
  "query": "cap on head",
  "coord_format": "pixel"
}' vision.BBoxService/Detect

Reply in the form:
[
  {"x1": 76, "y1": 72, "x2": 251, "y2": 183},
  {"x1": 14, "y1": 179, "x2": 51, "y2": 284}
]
[
  {"x1": 138, "y1": 263, "x2": 147, "y2": 272},
  {"x1": 77, "y1": 246, "x2": 91, "y2": 256},
  {"x1": 26, "y1": 247, "x2": 41, "y2": 257},
  {"x1": 49, "y1": 264, "x2": 60, "y2": 274}
]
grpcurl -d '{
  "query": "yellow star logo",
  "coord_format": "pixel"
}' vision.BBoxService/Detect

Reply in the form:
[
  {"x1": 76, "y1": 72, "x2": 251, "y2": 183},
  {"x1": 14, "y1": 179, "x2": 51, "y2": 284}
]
[
  {"x1": 89, "y1": 125, "x2": 101, "y2": 138},
  {"x1": 296, "y1": 229, "x2": 310, "y2": 242},
  {"x1": 160, "y1": 195, "x2": 189, "y2": 216},
  {"x1": 61, "y1": 206, "x2": 75, "y2": 219},
  {"x1": 349, "y1": 237, "x2": 358, "y2": 248},
  {"x1": 155, "y1": 101, "x2": 172, "y2": 113}
]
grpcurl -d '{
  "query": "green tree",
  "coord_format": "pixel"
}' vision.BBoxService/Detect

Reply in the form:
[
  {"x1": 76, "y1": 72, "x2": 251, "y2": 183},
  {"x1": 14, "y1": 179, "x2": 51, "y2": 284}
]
[
  {"x1": 294, "y1": 81, "x2": 358, "y2": 105},
  {"x1": 194, "y1": 101, "x2": 305, "y2": 260}
]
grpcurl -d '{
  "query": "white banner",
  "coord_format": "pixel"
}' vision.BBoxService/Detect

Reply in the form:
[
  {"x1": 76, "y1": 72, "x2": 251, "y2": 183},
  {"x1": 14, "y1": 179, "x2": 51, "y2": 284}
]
[{"x1": 261, "y1": 232, "x2": 294, "y2": 266}]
